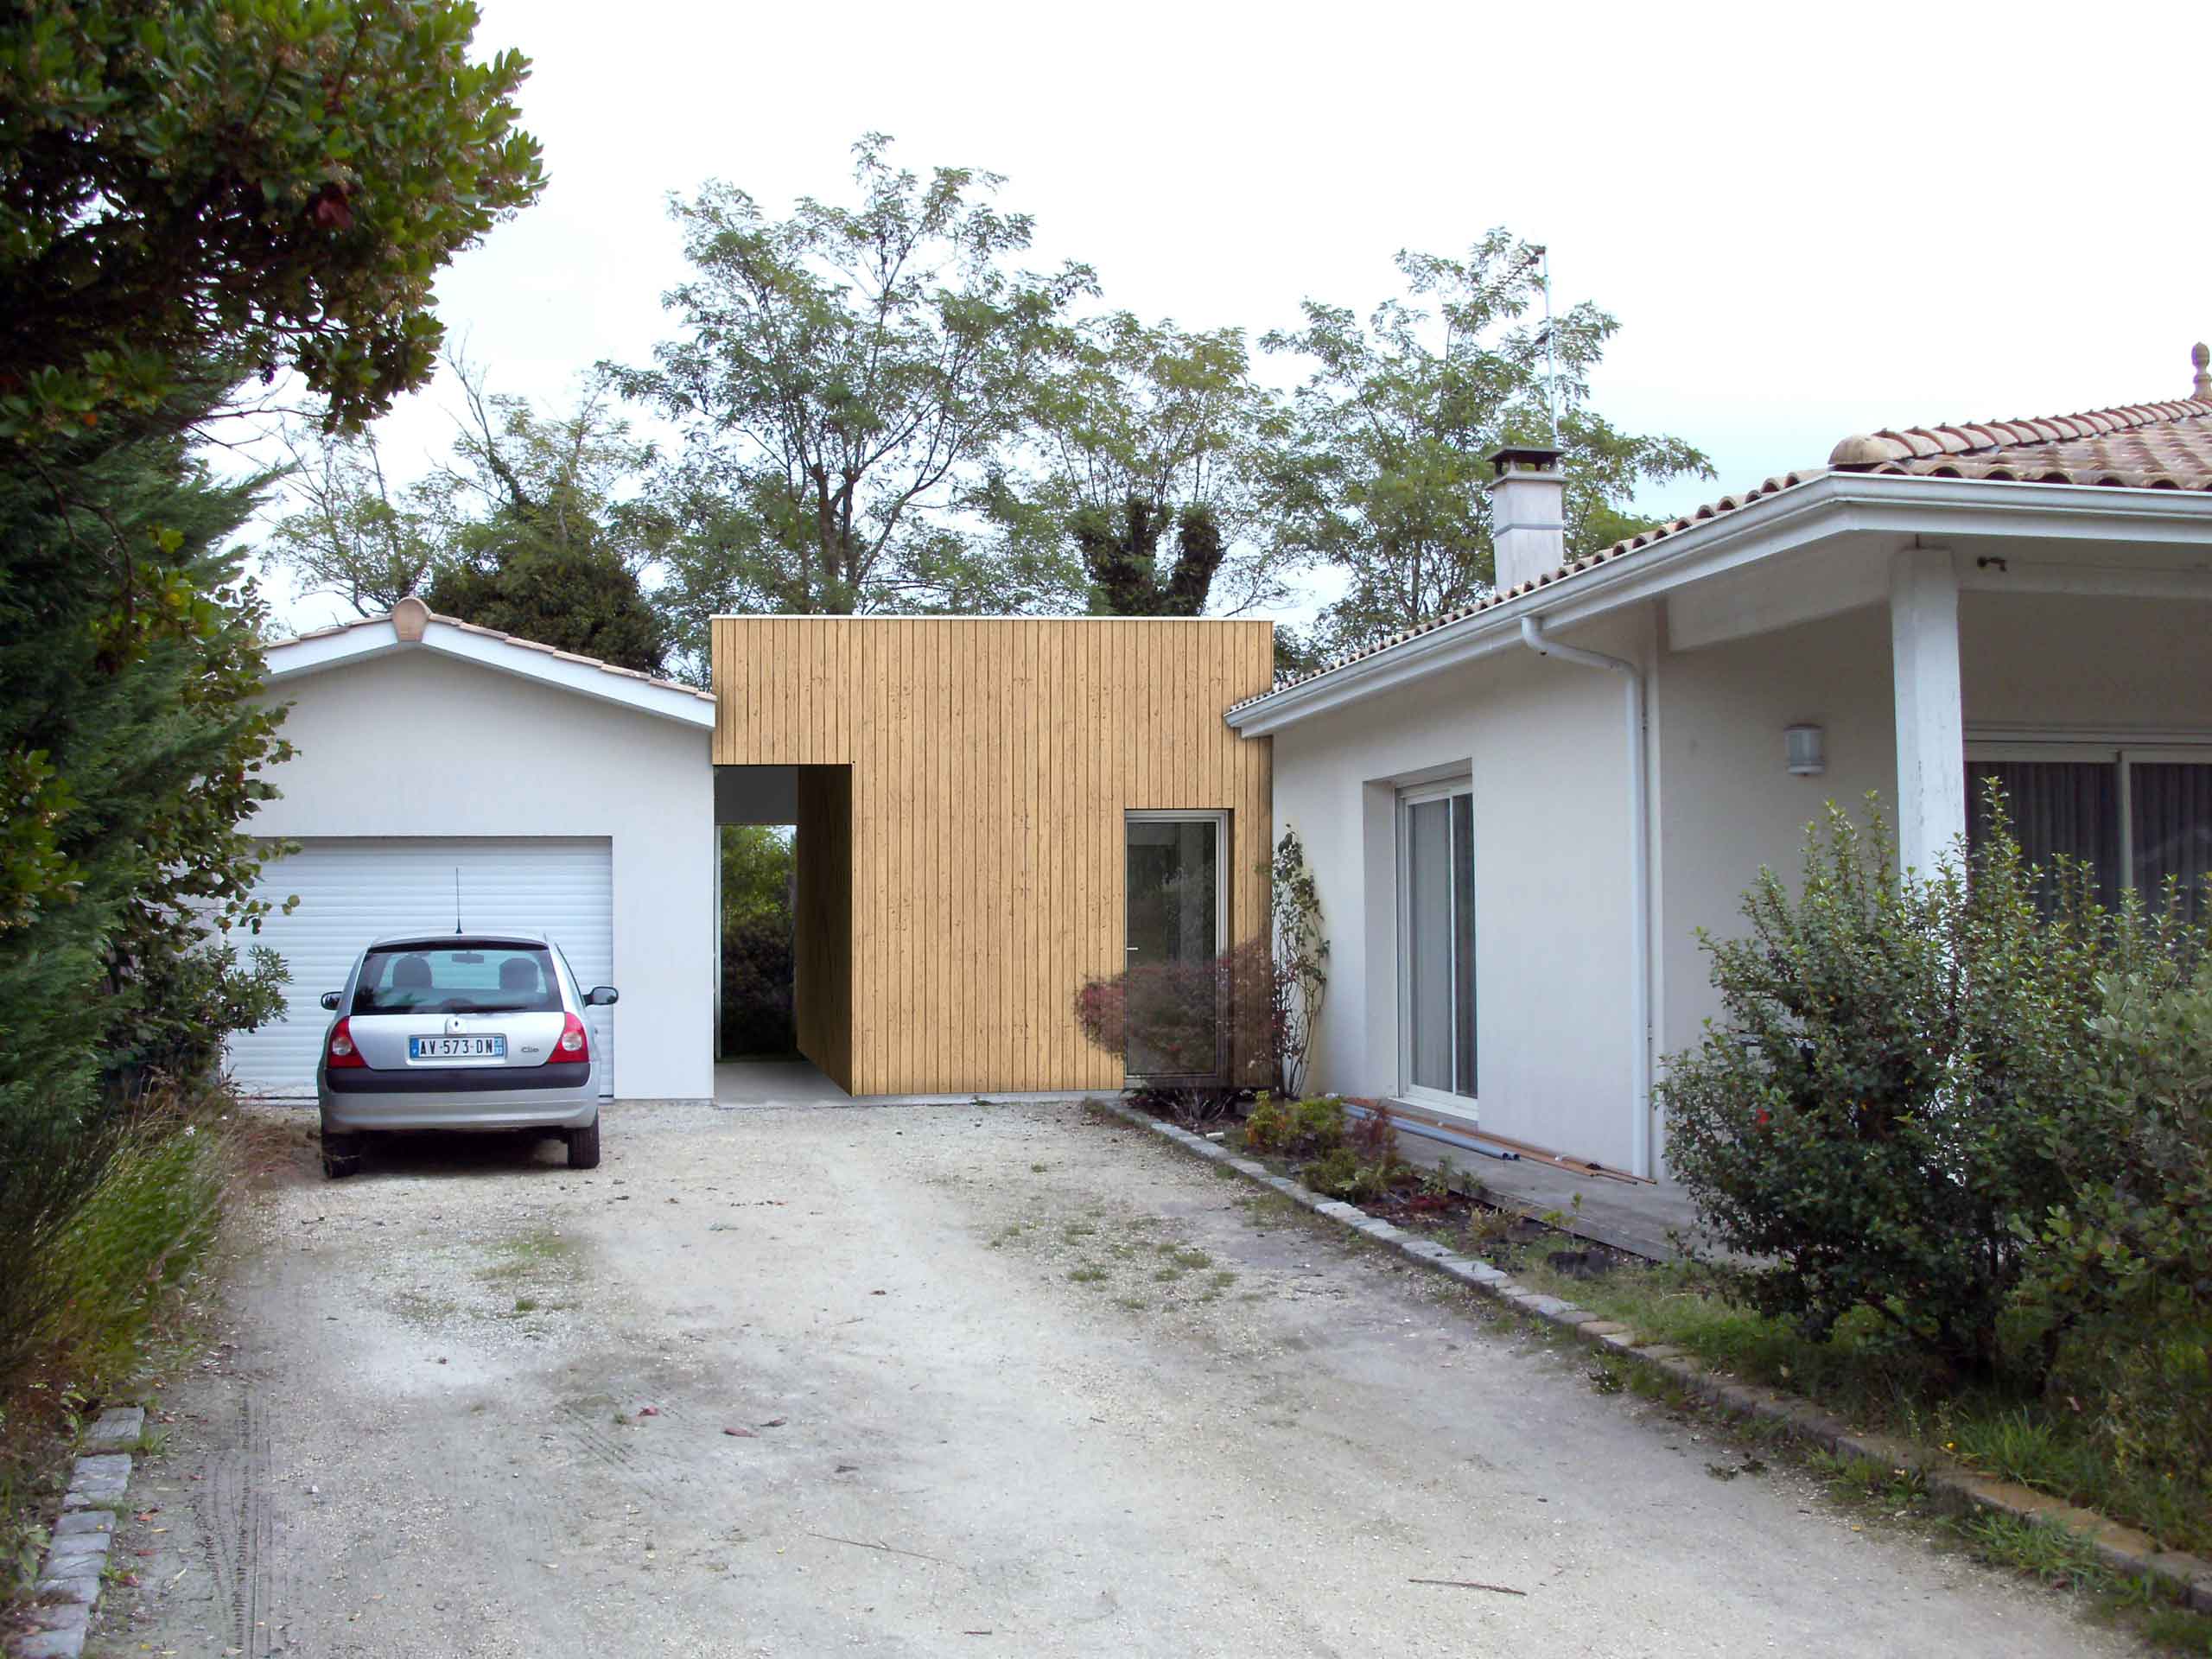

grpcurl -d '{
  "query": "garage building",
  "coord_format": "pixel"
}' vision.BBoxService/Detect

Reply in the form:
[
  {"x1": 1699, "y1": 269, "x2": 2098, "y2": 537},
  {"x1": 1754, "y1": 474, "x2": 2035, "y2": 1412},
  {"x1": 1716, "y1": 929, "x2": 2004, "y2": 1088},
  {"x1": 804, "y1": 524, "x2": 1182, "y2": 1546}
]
[{"x1": 232, "y1": 598, "x2": 716, "y2": 1101}]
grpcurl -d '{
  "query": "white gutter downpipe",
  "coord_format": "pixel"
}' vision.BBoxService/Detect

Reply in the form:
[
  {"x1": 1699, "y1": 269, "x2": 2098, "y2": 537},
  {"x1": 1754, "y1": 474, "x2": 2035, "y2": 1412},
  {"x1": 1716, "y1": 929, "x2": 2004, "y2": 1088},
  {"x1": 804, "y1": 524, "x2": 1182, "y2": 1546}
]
[{"x1": 1518, "y1": 614, "x2": 1653, "y2": 1180}]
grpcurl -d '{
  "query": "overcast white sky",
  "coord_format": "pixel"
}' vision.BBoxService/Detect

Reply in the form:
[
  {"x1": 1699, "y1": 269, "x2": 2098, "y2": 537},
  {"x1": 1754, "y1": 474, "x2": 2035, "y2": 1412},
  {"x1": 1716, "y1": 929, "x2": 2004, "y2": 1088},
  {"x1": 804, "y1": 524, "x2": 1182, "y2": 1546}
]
[{"x1": 259, "y1": 0, "x2": 2212, "y2": 634}]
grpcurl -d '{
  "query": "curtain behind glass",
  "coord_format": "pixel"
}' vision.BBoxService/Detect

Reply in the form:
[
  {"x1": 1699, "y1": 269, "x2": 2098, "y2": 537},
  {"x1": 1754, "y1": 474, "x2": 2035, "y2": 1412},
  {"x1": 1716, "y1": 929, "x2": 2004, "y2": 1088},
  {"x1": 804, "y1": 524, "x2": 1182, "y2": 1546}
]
[
  {"x1": 1967, "y1": 760, "x2": 2119, "y2": 910},
  {"x1": 2132, "y1": 762, "x2": 2212, "y2": 923}
]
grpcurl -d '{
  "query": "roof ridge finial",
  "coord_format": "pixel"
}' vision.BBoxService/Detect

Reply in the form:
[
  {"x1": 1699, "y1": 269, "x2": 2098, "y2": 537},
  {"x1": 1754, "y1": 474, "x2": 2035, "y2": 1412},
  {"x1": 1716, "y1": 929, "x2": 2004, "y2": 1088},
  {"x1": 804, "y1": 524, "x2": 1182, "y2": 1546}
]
[{"x1": 2194, "y1": 340, "x2": 2211, "y2": 403}]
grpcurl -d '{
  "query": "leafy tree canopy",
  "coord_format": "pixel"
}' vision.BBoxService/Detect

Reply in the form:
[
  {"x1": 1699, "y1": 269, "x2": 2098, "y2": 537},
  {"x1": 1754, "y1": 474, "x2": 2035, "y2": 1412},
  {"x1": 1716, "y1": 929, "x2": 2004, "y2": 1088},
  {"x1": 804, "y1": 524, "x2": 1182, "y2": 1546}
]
[
  {"x1": 1262, "y1": 232, "x2": 1712, "y2": 658},
  {"x1": 266, "y1": 362, "x2": 666, "y2": 671},
  {"x1": 0, "y1": 0, "x2": 543, "y2": 447},
  {"x1": 264, "y1": 422, "x2": 444, "y2": 616},
  {"x1": 0, "y1": 379, "x2": 292, "y2": 1128},
  {"x1": 423, "y1": 537, "x2": 669, "y2": 677},
  {"x1": 606, "y1": 134, "x2": 1096, "y2": 656},
  {"x1": 988, "y1": 312, "x2": 1290, "y2": 618}
]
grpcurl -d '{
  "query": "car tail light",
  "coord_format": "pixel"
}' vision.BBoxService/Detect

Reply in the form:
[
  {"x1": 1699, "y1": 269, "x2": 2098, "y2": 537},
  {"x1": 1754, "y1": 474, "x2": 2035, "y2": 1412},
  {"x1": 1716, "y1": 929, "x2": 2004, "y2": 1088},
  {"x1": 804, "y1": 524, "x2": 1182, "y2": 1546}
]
[
  {"x1": 327, "y1": 1019, "x2": 365, "y2": 1070},
  {"x1": 554, "y1": 1013, "x2": 589, "y2": 1064}
]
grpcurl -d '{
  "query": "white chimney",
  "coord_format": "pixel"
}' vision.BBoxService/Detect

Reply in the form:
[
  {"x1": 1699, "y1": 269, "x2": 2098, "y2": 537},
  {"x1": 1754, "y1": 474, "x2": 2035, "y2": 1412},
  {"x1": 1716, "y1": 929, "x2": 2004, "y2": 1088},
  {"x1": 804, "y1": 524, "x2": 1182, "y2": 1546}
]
[{"x1": 1487, "y1": 444, "x2": 1566, "y2": 594}]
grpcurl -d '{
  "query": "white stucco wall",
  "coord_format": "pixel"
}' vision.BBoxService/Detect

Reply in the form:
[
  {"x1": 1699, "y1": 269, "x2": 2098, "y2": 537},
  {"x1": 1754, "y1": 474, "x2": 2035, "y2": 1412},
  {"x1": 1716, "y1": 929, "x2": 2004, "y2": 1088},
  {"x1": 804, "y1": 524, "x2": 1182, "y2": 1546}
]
[
  {"x1": 1652, "y1": 602, "x2": 1899, "y2": 1068},
  {"x1": 253, "y1": 650, "x2": 715, "y2": 1101},
  {"x1": 1271, "y1": 611, "x2": 1646, "y2": 1172},
  {"x1": 1270, "y1": 545, "x2": 2212, "y2": 1180},
  {"x1": 1959, "y1": 591, "x2": 2212, "y2": 730}
]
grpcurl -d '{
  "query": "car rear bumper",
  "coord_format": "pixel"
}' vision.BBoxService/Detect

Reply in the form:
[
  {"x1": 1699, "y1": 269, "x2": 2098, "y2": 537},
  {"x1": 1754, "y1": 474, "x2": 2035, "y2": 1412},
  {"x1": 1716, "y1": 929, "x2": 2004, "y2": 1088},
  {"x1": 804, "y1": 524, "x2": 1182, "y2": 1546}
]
[
  {"x1": 327, "y1": 1062, "x2": 590, "y2": 1094},
  {"x1": 319, "y1": 1067, "x2": 601, "y2": 1132}
]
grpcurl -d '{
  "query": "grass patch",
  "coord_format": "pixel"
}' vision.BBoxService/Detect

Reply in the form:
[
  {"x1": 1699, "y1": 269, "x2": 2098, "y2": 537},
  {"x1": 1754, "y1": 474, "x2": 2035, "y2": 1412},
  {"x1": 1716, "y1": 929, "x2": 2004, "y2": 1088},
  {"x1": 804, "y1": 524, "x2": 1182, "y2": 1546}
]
[
  {"x1": 1522, "y1": 1254, "x2": 2212, "y2": 1557},
  {"x1": 390, "y1": 1290, "x2": 461, "y2": 1327},
  {"x1": 512, "y1": 1297, "x2": 540, "y2": 1314},
  {"x1": 478, "y1": 1226, "x2": 579, "y2": 1283},
  {"x1": 1955, "y1": 1514, "x2": 2212, "y2": 1653},
  {"x1": 0, "y1": 1096, "x2": 232, "y2": 1598},
  {"x1": 1067, "y1": 1264, "x2": 1109, "y2": 1286}
]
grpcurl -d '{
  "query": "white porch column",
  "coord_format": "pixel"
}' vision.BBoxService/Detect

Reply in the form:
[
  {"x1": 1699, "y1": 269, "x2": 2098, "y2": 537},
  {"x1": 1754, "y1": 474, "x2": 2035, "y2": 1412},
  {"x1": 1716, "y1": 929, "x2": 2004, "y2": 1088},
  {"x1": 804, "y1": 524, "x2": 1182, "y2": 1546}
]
[{"x1": 1889, "y1": 546, "x2": 1967, "y2": 879}]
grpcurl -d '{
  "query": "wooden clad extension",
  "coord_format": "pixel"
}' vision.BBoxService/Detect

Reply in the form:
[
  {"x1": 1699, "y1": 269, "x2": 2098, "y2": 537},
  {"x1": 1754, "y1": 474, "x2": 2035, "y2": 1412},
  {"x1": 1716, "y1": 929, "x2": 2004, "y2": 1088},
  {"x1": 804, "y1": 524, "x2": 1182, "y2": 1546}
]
[{"x1": 710, "y1": 617, "x2": 1274, "y2": 1096}]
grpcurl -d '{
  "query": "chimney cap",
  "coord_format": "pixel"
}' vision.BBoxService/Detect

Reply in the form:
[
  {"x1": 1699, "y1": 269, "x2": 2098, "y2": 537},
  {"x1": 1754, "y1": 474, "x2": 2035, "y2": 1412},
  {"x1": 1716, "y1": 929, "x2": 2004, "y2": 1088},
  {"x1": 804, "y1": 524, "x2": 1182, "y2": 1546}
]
[
  {"x1": 2194, "y1": 340, "x2": 2211, "y2": 402},
  {"x1": 1487, "y1": 443, "x2": 1563, "y2": 479}
]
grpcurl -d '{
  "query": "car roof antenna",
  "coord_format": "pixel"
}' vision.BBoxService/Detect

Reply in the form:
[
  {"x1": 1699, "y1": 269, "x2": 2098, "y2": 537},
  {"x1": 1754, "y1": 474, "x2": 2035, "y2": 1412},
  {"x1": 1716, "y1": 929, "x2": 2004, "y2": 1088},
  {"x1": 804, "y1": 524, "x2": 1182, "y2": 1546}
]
[{"x1": 454, "y1": 868, "x2": 463, "y2": 936}]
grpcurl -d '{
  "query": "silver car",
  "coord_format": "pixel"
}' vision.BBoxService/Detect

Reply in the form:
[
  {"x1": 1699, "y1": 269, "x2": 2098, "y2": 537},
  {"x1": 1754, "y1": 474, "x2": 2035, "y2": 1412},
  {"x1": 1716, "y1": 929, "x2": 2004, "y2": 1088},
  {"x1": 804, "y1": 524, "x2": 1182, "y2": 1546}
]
[{"x1": 315, "y1": 934, "x2": 617, "y2": 1179}]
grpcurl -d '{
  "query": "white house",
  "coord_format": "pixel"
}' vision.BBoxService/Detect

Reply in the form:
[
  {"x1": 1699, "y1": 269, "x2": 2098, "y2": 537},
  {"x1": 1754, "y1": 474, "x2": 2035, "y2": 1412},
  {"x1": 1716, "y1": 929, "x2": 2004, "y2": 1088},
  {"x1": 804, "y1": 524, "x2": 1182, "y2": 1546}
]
[
  {"x1": 1229, "y1": 354, "x2": 2212, "y2": 1179},
  {"x1": 230, "y1": 597, "x2": 718, "y2": 1102}
]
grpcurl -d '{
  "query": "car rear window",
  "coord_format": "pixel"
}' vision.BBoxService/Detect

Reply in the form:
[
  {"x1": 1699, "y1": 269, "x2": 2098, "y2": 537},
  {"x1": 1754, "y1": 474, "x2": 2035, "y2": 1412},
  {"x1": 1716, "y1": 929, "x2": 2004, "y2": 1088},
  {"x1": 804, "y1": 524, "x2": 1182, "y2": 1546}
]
[{"x1": 352, "y1": 946, "x2": 563, "y2": 1016}]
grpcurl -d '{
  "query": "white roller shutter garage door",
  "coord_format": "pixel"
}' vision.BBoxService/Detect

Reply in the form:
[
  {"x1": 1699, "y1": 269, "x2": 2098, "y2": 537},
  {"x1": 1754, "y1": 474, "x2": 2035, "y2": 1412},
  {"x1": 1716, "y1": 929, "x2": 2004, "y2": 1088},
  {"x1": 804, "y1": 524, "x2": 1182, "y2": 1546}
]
[{"x1": 226, "y1": 836, "x2": 614, "y2": 1099}]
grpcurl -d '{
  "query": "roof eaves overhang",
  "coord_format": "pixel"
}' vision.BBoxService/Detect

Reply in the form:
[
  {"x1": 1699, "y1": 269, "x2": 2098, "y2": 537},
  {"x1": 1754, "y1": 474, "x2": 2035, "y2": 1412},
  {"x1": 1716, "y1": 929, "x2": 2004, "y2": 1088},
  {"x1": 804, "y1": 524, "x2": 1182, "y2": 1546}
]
[
  {"x1": 1225, "y1": 473, "x2": 2212, "y2": 737},
  {"x1": 264, "y1": 620, "x2": 718, "y2": 730}
]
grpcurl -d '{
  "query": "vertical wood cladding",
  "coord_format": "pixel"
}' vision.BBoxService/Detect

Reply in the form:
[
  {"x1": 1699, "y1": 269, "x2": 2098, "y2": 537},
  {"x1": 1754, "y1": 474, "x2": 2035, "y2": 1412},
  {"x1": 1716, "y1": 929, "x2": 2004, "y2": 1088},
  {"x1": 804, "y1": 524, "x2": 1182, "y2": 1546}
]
[{"x1": 712, "y1": 618, "x2": 1274, "y2": 1095}]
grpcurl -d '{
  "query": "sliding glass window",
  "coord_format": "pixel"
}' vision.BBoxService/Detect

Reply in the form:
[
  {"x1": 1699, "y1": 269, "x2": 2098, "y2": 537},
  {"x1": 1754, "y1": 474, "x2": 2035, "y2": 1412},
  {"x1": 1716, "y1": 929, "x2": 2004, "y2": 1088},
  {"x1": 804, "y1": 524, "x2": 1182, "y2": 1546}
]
[
  {"x1": 1399, "y1": 783, "x2": 1475, "y2": 1105},
  {"x1": 1967, "y1": 747, "x2": 2212, "y2": 922}
]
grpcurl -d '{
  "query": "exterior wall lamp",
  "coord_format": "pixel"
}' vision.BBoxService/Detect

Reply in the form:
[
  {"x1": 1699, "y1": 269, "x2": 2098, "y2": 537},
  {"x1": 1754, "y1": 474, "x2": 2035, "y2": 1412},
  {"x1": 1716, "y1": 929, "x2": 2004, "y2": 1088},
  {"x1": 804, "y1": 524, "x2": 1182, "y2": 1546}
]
[{"x1": 1785, "y1": 723, "x2": 1826, "y2": 776}]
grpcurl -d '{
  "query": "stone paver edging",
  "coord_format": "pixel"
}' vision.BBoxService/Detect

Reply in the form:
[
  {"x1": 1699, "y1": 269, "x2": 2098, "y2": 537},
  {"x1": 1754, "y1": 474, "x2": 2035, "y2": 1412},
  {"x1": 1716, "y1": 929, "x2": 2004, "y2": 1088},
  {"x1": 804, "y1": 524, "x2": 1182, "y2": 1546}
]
[
  {"x1": 1108, "y1": 1102, "x2": 2212, "y2": 1616},
  {"x1": 10, "y1": 1407, "x2": 145, "y2": 1659}
]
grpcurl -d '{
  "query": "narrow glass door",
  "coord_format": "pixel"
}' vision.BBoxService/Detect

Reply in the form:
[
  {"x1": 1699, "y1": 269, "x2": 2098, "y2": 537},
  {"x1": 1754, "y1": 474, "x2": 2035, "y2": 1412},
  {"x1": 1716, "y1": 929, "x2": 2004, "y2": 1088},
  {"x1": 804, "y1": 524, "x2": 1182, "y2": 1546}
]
[
  {"x1": 1402, "y1": 787, "x2": 1475, "y2": 1102},
  {"x1": 1124, "y1": 815, "x2": 1225, "y2": 1081}
]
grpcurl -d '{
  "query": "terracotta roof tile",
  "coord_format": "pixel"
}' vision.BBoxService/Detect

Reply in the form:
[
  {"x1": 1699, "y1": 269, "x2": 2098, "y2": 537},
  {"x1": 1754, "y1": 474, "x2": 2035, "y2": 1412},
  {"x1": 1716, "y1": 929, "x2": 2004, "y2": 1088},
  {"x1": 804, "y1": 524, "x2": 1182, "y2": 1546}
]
[
  {"x1": 1234, "y1": 393, "x2": 2212, "y2": 713},
  {"x1": 1834, "y1": 398, "x2": 2212, "y2": 491}
]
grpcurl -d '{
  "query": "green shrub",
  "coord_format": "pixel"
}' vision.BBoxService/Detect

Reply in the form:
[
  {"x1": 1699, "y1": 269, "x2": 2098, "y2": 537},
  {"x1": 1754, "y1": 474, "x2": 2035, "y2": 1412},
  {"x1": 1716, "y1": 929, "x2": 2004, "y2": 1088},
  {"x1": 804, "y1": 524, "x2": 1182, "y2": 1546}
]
[
  {"x1": 1288, "y1": 1095, "x2": 1345, "y2": 1155},
  {"x1": 1300, "y1": 1145, "x2": 1400, "y2": 1204},
  {"x1": 1662, "y1": 796, "x2": 2202, "y2": 1380},
  {"x1": 1300, "y1": 1145, "x2": 1362, "y2": 1198},
  {"x1": 718, "y1": 827, "x2": 795, "y2": 1057},
  {"x1": 1241, "y1": 1092, "x2": 1290, "y2": 1153},
  {"x1": 720, "y1": 913, "x2": 794, "y2": 1057},
  {"x1": 2023, "y1": 962, "x2": 2212, "y2": 1501}
]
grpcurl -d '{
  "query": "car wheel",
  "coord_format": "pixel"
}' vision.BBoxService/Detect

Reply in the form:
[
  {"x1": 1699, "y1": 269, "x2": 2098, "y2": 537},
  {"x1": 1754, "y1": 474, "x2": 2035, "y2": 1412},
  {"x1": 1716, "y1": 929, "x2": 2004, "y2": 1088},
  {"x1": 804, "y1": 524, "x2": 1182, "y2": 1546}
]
[
  {"x1": 322, "y1": 1131, "x2": 365, "y2": 1179},
  {"x1": 566, "y1": 1117, "x2": 601, "y2": 1170}
]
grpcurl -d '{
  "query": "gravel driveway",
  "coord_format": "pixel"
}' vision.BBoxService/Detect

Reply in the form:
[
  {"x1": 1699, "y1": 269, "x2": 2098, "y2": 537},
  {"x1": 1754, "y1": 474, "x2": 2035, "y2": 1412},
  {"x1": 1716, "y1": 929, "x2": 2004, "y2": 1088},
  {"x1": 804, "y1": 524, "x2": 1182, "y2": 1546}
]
[{"x1": 106, "y1": 1101, "x2": 2118, "y2": 1658}]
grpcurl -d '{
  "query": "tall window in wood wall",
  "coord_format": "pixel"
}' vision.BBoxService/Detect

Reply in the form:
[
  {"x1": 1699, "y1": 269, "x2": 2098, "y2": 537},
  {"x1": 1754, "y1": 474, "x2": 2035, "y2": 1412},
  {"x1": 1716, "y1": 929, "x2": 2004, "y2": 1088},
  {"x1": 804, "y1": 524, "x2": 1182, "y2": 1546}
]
[{"x1": 1123, "y1": 813, "x2": 1227, "y2": 1084}]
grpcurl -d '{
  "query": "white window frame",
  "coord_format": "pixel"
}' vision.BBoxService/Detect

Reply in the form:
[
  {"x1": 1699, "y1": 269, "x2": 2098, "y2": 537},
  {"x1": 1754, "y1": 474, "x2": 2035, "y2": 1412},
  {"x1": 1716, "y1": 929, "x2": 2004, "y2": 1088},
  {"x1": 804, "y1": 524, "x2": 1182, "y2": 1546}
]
[
  {"x1": 1122, "y1": 810, "x2": 1231, "y2": 1087},
  {"x1": 1395, "y1": 779, "x2": 1476, "y2": 1116},
  {"x1": 1963, "y1": 731, "x2": 2212, "y2": 893}
]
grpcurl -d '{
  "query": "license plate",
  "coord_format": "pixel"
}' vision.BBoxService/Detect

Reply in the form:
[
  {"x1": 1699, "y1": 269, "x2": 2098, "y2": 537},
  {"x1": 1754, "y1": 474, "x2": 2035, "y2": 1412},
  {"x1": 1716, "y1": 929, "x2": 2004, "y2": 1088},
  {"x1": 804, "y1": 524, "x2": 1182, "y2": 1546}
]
[{"x1": 409, "y1": 1035, "x2": 506, "y2": 1060}]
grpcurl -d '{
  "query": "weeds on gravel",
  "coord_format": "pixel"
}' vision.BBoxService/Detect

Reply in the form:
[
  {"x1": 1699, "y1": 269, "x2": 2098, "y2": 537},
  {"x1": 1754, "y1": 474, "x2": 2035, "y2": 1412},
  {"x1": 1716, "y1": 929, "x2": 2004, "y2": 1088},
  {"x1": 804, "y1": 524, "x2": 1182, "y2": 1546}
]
[
  {"x1": 482, "y1": 1227, "x2": 577, "y2": 1277},
  {"x1": 1955, "y1": 1514, "x2": 2212, "y2": 1655}
]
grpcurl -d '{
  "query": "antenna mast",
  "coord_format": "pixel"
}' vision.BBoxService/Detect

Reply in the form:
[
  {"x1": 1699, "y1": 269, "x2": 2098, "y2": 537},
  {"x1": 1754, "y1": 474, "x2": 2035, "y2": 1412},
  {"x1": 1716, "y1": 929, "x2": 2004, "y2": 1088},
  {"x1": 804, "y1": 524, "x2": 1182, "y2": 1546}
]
[
  {"x1": 1539, "y1": 244, "x2": 1560, "y2": 448},
  {"x1": 454, "y1": 868, "x2": 462, "y2": 936}
]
